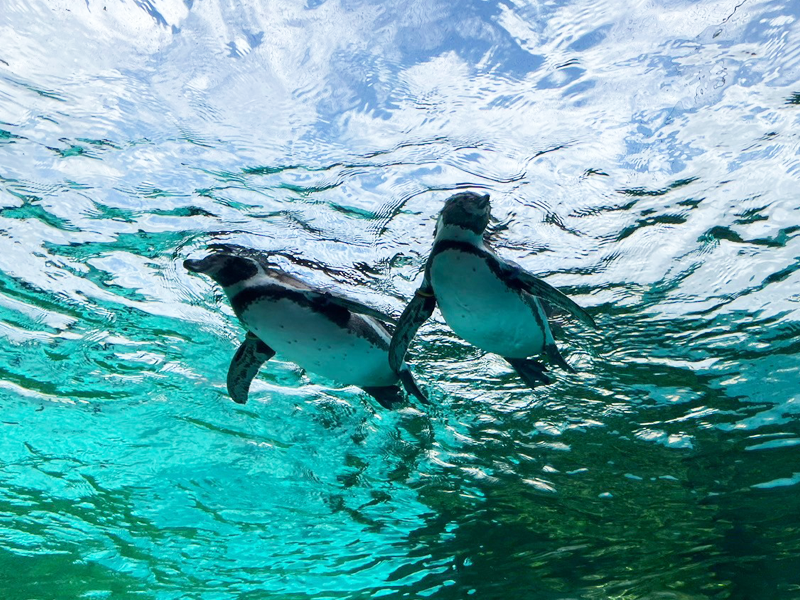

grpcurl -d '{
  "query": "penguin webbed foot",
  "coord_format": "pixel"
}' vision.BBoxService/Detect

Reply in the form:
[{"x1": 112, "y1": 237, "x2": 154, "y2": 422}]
[
  {"x1": 505, "y1": 357, "x2": 552, "y2": 389},
  {"x1": 362, "y1": 386, "x2": 406, "y2": 410},
  {"x1": 545, "y1": 342, "x2": 576, "y2": 374}
]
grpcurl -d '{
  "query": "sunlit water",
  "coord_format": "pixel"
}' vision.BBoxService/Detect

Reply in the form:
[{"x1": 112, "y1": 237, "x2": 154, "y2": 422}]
[{"x1": 2, "y1": 0, "x2": 800, "y2": 598}]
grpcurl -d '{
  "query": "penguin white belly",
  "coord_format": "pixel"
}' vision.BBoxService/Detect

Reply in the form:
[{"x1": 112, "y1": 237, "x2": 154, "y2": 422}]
[
  {"x1": 240, "y1": 298, "x2": 396, "y2": 387},
  {"x1": 430, "y1": 250, "x2": 544, "y2": 358}
]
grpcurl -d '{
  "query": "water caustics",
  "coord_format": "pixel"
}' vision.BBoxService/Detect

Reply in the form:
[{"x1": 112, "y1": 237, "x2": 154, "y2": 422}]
[{"x1": 1, "y1": 0, "x2": 800, "y2": 597}]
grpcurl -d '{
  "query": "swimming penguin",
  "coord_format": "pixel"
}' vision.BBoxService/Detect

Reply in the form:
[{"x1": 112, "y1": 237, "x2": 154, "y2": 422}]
[
  {"x1": 389, "y1": 192, "x2": 596, "y2": 390},
  {"x1": 184, "y1": 249, "x2": 428, "y2": 408}
]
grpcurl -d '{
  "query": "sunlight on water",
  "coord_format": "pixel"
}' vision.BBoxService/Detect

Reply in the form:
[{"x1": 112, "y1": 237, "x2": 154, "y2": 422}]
[{"x1": 2, "y1": 0, "x2": 800, "y2": 597}]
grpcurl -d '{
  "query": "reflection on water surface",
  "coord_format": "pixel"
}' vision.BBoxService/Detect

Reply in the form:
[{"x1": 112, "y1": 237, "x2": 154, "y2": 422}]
[{"x1": 1, "y1": 0, "x2": 800, "y2": 597}]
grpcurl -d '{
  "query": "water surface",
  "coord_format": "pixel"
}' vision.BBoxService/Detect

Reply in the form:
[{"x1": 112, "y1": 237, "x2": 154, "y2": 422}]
[{"x1": 2, "y1": 0, "x2": 800, "y2": 598}]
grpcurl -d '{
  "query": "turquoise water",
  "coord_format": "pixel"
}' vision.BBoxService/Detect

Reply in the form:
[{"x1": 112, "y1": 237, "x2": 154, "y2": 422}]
[{"x1": 2, "y1": 0, "x2": 800, "y2": 597}]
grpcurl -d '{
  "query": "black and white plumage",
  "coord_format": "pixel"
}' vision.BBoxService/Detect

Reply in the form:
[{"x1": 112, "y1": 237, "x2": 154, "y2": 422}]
[
  {"x1": 389, "y1": 191, "x2": 596, "y2": 391},
  {"x1": 184, "y1": 250, "x2": 427, "y2": 408}
]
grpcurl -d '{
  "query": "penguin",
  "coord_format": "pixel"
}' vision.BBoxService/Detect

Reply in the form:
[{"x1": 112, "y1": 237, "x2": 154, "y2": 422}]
[
  {"x1": 389, "y1": 191, "x2": 596, "y2": 390},
  {"x1": 184, "y1": 249, "x2": 428, "y2": 409}
]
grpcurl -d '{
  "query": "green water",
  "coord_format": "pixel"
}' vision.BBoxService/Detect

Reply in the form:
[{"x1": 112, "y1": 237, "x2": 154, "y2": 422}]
[{"x1": 2, "y1": 0, "x2": 800, "y2": 598}]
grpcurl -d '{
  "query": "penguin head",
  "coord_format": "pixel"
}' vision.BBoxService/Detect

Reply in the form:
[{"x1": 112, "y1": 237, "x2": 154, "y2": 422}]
[
  {"x1": 184, "y1": 252, "x2": 259, "y2": 288},
  {"x1": 435, "y1": 192, "x2": 491, "y2": 239}
]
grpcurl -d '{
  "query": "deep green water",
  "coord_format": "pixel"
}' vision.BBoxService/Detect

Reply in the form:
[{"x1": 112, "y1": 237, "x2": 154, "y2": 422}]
[{"x1": 2, "y1": 0, "x2": 800, "y2": 598}]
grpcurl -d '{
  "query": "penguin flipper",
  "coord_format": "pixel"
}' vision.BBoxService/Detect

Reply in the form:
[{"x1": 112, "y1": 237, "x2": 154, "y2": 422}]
[
  {"x1": 497, "y1": 261, "x2": 596, "y2": 329},
  {"x1": 362, "y1": 385, "x2": 405, "y2": 410},
  {"x1": 505, "y1": 357, "x2": 552, "y2": 389},
  {"x1": 389, "y1": 284, "x2": 437, "y2": 376},
  {"x1": 398, "y1": 365, "x2": 430, "y2": 405},
  {"x1": 227, "y1": 333, "x2": 276, "y2": 404}
]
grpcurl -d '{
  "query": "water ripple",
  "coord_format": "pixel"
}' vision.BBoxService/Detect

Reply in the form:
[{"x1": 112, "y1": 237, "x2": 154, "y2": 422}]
[{"x1": 2, "y1": 0, "x2": 800, "y2": 597}]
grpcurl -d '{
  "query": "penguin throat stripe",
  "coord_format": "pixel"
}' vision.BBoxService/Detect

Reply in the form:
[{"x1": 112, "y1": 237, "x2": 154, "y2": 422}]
[
  {"x1": 229, "y1": 284, "x2": 391, "y2": 349},
  {"x1": 232, "y1": 285, "x2": 347, "y2": 325}
]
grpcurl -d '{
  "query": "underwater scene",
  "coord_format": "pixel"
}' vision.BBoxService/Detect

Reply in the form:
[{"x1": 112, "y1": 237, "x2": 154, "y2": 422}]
[{"x1": 2, "y1": 0, "x2": 800, "y2": 598}]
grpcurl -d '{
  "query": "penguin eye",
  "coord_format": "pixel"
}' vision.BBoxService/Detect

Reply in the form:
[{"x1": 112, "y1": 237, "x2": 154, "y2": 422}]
[{"x1": 216, "y1": 256, "x2": 258, "y2": 287}]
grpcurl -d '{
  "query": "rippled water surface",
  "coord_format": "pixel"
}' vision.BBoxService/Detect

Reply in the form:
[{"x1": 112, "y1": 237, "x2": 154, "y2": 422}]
[{"x1": 2, "y1": 0, "x2": 800, "y2": 597}]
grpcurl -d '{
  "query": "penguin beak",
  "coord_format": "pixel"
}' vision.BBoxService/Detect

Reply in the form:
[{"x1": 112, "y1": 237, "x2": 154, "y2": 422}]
[{"x1": 184, "y1": 257, "x2": 209, "y2": 273}]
